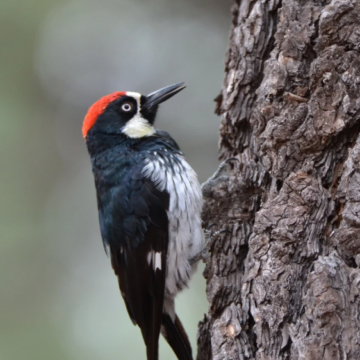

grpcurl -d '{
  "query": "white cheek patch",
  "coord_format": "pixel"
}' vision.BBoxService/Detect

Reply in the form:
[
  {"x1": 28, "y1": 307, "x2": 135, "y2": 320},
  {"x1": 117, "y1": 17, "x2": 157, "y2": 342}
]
[
  {"x1": 122, "y1": 115, "x2": 156, "y2": 138},
  {"x1": 122, "y1": 91, "x2": 155, "y2": 138}
]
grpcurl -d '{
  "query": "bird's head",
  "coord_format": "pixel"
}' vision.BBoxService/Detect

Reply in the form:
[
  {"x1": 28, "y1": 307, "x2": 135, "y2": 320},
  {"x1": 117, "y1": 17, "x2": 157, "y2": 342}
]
[{"x1": 82, "y1": 82, "x2": 186, "y2": 140}]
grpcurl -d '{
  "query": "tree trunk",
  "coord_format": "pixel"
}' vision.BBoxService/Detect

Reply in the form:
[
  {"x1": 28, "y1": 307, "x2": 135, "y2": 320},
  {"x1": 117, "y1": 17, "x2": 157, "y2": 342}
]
[{"x1": 197, "y1": 0, "x2": 360, "y2": 359}]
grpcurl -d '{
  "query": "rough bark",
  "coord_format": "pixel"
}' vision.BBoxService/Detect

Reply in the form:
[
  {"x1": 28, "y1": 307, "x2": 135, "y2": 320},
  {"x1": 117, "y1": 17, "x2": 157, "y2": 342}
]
[{"x1": 197, "y1": 0, "x2": 360, "y2": 359}]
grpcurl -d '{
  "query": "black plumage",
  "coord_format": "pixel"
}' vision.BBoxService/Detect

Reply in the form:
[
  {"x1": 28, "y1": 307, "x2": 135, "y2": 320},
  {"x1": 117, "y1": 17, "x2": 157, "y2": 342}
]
[{"x1": 83, "y1": 83, "x2": 201, "y2": 360}]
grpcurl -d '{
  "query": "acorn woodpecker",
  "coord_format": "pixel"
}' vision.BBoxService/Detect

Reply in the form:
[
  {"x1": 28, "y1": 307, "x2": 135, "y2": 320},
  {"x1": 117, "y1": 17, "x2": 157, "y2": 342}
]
[{"x1": 82, "y1": 83, "x2": 203, "y2": 360}]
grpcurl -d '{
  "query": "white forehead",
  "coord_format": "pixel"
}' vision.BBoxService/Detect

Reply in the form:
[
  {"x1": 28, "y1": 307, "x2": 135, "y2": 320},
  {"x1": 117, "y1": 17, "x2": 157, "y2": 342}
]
[{"x1": 125, "y1": 91, "x2": 142, "y2": 105}]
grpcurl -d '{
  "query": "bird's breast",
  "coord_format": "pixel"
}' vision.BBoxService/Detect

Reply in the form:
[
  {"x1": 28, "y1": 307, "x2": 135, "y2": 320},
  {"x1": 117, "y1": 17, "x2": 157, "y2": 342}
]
[{"x1": 142, "y1": 151, "x2": 204, "y2": 298}]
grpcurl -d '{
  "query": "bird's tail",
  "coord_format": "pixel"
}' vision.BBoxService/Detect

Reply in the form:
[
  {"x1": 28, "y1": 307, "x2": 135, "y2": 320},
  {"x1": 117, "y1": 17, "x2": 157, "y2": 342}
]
[
  {"x1": 161, "y1": 312, "x2": 193, "y2": 360},
  {"x1": 144, "y1": 296, "x2": 161, "y2": 360},
  {"x1": 146, "y1": 328, "x2": 159, "y2": 360}
]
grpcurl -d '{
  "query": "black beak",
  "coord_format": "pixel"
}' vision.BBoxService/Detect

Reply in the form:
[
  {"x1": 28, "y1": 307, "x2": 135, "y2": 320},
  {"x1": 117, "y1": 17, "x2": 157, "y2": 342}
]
[{"x1": 143, "y1": 82, "x2": 186, "y2": 110}]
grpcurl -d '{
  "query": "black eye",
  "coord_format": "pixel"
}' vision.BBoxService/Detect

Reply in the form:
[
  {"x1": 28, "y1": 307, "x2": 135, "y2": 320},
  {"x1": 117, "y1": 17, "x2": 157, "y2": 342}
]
[{"x1": 121, "y1": 103, "x2": 132, "y2": 112}]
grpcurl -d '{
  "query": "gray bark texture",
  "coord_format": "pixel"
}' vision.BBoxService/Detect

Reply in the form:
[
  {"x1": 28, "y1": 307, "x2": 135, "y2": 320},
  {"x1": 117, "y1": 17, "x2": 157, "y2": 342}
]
[{"x1": 197, "y1": 0, "x2": 360, "y2": 359}]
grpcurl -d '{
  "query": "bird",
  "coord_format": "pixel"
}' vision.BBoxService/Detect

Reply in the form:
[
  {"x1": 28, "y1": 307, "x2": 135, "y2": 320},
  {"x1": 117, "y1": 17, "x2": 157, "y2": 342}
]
[{"x1": 82, "y1": 83, "x2": 203, "y2": 360}]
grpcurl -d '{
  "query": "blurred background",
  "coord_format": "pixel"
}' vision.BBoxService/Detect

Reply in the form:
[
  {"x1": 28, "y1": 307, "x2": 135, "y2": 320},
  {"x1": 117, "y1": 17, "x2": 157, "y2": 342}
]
[{"x1": 0, "y1": 0, "x2": 230, "y2": 359}]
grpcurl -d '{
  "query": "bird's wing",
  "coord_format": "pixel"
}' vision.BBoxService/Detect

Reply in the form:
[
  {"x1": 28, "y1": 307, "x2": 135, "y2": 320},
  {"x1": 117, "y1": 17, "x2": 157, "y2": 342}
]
[{"x1": 109, "y1": 166, "x2": 169, "y2": 360}]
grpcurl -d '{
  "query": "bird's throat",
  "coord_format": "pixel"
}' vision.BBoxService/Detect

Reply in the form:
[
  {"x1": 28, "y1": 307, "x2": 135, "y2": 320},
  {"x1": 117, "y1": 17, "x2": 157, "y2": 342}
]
[{"x1": 122, "y1": 115, "x2": 156, "y2": 138}]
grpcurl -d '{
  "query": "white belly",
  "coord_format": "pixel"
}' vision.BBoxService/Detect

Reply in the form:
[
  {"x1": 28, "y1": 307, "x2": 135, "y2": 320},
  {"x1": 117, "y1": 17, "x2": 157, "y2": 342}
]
[{"x1": 142, "y1": 153, "x2": 204, "y2": 298}]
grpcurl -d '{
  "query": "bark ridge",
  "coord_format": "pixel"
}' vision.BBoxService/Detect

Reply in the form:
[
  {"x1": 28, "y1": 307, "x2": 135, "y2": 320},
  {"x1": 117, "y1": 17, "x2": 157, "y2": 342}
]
[{"x1": 198, "y1": 0, "x2": 360, "y2": 359}]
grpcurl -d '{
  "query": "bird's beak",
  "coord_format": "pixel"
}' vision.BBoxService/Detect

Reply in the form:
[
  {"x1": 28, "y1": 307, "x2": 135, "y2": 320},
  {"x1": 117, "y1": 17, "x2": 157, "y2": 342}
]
[{"x1": 143, "y1": 82, "x2": 186, "y2": 110}]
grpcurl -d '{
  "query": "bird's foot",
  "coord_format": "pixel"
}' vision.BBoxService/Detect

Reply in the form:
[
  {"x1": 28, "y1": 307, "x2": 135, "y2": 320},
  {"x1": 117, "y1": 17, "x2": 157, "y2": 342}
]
[
  {"x1": 201, "y1": 157, "x2": 237, "y2": 194},
  {"x1": 189, "y1": 225, "x2": 230, "y2": 265}
]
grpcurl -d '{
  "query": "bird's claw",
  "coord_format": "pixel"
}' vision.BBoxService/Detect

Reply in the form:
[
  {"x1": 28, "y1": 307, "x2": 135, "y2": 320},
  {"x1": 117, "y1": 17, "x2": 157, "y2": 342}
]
[
  {"x1": 211, "y1": 157, "x2": 237, "y2": 179},
  {"x1": 189, "y1": 228, "x2": 230, "y2": 265},
  {"x1": 201, "y1": 157, "x2": 238, "y2": 193}
]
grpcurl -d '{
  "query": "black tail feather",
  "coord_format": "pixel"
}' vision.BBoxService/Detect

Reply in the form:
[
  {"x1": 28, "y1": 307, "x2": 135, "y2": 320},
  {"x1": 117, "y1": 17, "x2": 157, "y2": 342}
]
[
  {"x1": 110, "y1": 224, "x2": 168, "y2": 360},
  {"x1": 144, "y1": 294, "x2": 160, "y2": 360},
  {"x1": 146, "y1": 331, "x2": 159, "y2": 360},
  {"x1": 145, "y1": 265, "x2": 164, "y2": 360},
  {"x1": 162, "y1": 313, "x2": 193, "y2": 360}
]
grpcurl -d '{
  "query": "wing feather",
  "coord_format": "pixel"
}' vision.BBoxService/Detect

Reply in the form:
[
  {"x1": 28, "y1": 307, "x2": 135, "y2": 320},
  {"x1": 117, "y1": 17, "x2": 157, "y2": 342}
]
[{"x1": 106, "y1": 164, "x2": 169, "y2": 360}]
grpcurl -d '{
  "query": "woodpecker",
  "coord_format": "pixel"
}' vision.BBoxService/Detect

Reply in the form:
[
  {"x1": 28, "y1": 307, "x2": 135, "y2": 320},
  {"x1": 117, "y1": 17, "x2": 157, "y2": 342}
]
[{"x1": 82, "y1": 83, "x2": 203, "y2": 360}]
